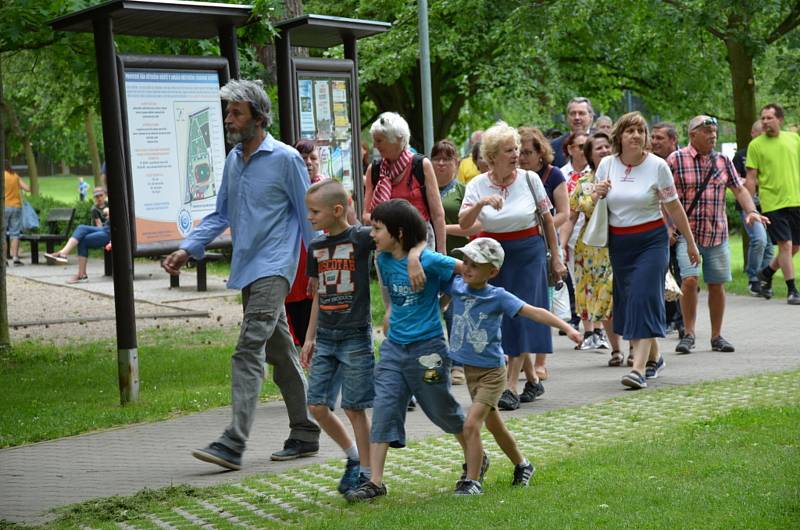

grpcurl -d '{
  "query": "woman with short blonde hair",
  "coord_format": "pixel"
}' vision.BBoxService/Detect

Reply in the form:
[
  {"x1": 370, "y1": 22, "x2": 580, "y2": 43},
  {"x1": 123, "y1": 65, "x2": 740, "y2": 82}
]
[{"x1": 459, "y1": 121, "x2": 565, "y2": 410}]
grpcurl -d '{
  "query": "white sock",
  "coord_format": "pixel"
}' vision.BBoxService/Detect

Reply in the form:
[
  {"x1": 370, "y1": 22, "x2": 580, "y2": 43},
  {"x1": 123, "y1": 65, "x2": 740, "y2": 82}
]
[
  {"x1": 360, "y1": 465, "x2": 371, "y2": 479},
  {"x1": 518, "y1": 458, "x2": 529, "y2": 467},
  {"x1": 344, "y1": 445, "x2": 359, "y2": 462}
]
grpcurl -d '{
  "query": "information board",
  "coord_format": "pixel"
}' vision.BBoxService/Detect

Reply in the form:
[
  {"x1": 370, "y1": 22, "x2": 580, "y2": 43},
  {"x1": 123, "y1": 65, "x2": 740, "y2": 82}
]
[
  {"x1": 120, "y1": 62, "x2": 230, "y2": 253},
  {"x1": 296, "y1": 74, "x2": 355, "y2": 193}
]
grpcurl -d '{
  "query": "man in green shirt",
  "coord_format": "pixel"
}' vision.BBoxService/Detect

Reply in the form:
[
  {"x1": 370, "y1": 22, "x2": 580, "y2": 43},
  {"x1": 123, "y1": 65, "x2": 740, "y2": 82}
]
[{"x1": 746, "y1": 103, "x2": 800, "y2": 305}]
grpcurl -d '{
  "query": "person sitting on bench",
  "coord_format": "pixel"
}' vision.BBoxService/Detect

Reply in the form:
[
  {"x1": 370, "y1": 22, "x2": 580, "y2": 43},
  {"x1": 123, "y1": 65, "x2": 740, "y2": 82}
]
[{"x1": 44, "y1": 187, "x2": 110, "y2": 284}]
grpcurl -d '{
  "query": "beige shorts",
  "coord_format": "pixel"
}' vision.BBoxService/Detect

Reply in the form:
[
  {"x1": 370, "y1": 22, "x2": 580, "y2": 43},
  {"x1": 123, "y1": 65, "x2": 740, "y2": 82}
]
[{"x1": 464, "y1": 365, "x2": 507, "y2": 409}]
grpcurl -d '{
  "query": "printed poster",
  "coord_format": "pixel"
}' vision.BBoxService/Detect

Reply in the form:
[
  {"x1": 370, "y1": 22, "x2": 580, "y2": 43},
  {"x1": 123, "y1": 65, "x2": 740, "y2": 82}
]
[{"x1": 122, "y1": 68, "x2": 228, "y2": 250}]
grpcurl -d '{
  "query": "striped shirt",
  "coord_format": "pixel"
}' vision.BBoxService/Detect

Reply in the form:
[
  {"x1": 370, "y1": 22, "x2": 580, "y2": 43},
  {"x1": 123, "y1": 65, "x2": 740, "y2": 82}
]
[{"x1": 667, "y1": 145, "x2": 742, "y2": 247}]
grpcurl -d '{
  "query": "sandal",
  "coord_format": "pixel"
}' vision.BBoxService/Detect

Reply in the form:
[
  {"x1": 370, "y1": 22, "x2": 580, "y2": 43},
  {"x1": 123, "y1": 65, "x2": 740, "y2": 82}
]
[
  {"x1": 67, "y1": 275, "x2": 88, "y2": 284},
  {"x1": 608, "y1": 350, "x2": 623, "y2": 367},
  {"x1": 534, "y1": 365, "x2": 549, "y2": 381}
]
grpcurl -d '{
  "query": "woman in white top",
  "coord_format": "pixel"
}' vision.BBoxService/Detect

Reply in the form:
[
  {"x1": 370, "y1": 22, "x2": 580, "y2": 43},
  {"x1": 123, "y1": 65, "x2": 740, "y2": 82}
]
[
  {"x1": 594, "y1": 112, "x2": 699, "y2": 390},
  {"x1": 459, "y1": 121, "x2": 565, "y2": 411}
]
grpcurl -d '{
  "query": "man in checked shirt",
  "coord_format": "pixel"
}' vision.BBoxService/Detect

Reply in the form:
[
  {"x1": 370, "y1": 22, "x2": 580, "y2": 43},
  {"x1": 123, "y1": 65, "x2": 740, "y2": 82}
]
[{"x1": 667, "y1": 115, "x2": 768, "y2": 354}]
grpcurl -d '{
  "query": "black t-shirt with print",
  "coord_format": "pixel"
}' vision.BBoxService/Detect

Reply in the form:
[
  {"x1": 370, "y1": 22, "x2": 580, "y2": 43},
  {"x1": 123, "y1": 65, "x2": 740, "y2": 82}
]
[{"x1": 307, "y1": 226, "x2": 374, "y2": 329}]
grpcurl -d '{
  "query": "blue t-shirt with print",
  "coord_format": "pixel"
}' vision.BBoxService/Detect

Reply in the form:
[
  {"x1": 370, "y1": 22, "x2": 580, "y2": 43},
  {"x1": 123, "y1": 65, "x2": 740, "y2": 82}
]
[
  {"x1": 377, "y1": 249, "x2": 456, "y2": 344},
  {"x1": 444, "y1": 276, "x2": 526, "y2": 368}
]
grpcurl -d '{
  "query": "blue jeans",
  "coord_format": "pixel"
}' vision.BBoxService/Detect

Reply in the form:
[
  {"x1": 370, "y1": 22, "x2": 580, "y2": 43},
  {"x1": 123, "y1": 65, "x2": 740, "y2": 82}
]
[
  {"x1": 307, "y1": 326, "x2": 374, "y2": 410},
  {"x1": 71, "y1": 225, "x2": 110, "y2": 257},
  {"x1": 740, "y1": 212, "x2": 774, "y2": 282},
  {"x1": 371, "y1": 336, "x2": 465, "y2": 448}
]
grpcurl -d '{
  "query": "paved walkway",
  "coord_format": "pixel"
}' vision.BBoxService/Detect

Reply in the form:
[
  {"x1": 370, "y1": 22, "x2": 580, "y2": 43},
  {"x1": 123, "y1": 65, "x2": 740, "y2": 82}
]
[{"x1": 1, "y1": 281, "x2": 799, "y2": 524}]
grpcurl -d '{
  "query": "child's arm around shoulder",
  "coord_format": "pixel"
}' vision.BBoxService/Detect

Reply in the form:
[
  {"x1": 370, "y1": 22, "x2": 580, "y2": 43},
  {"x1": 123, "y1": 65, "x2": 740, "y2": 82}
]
[
  {"x1": 407, "y1": 240, "x2": 427, "y2": 291},
  {"x1": 518, "y1": 303, "x2": 582, "y2": 345}
]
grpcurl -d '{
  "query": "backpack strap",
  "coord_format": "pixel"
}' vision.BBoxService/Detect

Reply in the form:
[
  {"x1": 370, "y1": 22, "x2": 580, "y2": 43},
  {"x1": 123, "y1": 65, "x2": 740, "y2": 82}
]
[{"x1": 370, "y1": 159, "x2": 382, "y2": 188}]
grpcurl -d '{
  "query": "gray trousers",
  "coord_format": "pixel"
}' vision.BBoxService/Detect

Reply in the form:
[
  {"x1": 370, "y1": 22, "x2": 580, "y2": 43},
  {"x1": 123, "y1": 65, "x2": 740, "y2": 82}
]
[{"x1": 219, "y1": 276, "x2": 320, "y2": 453}]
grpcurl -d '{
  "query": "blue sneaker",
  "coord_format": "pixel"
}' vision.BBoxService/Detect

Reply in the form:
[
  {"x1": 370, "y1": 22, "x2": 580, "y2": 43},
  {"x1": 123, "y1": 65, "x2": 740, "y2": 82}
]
[
  {"x1": 645, "y1": 356, "x2": 665, "y2": 379},
  {"x1": 337, "y1": 458, "x2": 361, "y2": 494},
  {"x1": 621, "y1": 370, "x2": 647, "y2": 390},
  {"x1": 191, "y1": 442, "x2": 242, "y2": 470}
]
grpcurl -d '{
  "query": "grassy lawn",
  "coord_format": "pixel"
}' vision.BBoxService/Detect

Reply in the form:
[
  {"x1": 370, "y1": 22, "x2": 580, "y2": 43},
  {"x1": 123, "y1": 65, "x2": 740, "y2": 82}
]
[
  {"x1": 41, "y1": 371, "x2": 800, "y2": 529},
  {"x1": 303, "y1": 405, "x2": 800, "y2": 530},
  {"x1": 0, "y1": 325, "x2": 282, "y2": 448},
  {"x1": 23, "y1": 175, "x2": 96, "y2": 205}
]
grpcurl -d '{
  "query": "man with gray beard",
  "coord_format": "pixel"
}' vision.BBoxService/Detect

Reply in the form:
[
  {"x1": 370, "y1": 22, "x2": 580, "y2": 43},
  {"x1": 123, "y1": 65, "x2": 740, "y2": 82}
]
[{"x1": 163, "y1": 79, "x2": 321, "y2": 469}]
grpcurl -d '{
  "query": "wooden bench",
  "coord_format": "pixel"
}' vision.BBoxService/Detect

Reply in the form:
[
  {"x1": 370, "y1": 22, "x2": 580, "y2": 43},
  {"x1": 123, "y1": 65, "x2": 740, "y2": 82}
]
[
  {"x1": 104, "y1": 249, "x2": 223, "y2": 292},
  {"x1": 20, "y1": 208, "x2": 75, "y2": 264}
]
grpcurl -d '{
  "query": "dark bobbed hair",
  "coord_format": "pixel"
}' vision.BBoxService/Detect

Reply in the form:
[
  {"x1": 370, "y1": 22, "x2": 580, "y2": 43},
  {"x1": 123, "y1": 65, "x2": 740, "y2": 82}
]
[
  {"x1": 371, "y1": 199, "x2": 427, "y2": 252},
  {"x1": 430, "y1": 139, "x2": 458, "y2": 160},
  {"x1": 583, "y1": 132, "x2": 611, "y2": 172},
  {"x1": 294, "y1": 139, "x2": 317, "y2": 155},
  {"x1": 562, "y1": 131, "x2": 588, "y2": 159}
]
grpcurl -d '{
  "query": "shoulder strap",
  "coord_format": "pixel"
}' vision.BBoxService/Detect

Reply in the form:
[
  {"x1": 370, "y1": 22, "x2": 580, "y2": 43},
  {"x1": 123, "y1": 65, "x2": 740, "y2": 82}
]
[
  {"x1": 370, "y1": 159, "x2": 382, "y2": 187},
  {"x1": 685, "y1": 154, "x2": 717, "y2": 218},
  {"x1": 411, "y1": 154, "x2": 426, "y2": 188}
]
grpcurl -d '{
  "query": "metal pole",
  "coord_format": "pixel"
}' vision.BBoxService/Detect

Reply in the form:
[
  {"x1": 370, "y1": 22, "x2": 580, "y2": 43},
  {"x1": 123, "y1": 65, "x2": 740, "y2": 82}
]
[
  {"x1": 93, "y1": 17, "x2": 139, "y2": 404},
  {"x1": 275, "y1": 30, "x2": 296, "y2": 146},
  {"x1": 418, "y1": 0, "x2": 434, "y2": 155},
  {"x1": 343, "y1": 35, "x2": 364, "y2": 217}
]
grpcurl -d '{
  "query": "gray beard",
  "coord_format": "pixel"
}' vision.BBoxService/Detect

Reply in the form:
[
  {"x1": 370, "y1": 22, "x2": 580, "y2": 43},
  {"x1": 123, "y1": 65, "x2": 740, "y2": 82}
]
[{"x1": 226, "y1": 120, "x2": 260, "y2": 145}]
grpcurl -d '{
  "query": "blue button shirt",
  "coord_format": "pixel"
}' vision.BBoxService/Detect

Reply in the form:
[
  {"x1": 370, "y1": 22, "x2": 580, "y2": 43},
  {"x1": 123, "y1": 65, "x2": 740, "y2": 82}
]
[{"x1": 181, "y1": 133, "x2": 318, "y2": 290}]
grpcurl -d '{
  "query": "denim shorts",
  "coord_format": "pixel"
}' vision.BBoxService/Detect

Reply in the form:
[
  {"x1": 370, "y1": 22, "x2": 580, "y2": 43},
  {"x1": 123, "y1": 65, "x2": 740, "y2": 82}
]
[
  {"x1": 307, "y1": 325, "x2": 374, "y2": 410},
  {"x1": 3, "y1": 207, "x2": 21, "y2": 238},
  {"x1": 676, "y1": 236, "x2": 731, "y2": 284},
  {"x1": 371, "y1": 335, "x2": 465, "y2": 448}
]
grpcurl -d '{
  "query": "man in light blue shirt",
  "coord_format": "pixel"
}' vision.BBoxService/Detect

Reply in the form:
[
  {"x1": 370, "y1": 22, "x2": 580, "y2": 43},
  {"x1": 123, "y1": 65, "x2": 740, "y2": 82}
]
[{"x1": 163, "y1": 79, "x2": 320, "y2": 470}]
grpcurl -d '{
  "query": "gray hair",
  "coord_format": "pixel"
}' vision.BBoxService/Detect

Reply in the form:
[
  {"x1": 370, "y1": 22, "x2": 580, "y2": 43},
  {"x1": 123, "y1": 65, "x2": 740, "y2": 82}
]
[
  {"x1": 566, "y1": 97, "x2": 594, "y2": 118},
  {"x1": 370, "y1": 112, "x2": 411, "y2": 147},
  {"x1": 481, "y1": 121, "x2": 520, "y2": 166},
  {"x1": 594, "y1": 115, "x2": 613, "y2": 127},
  {"x1": 220, "y1": 79, "x2": 272, "y2": 128},
  {"x1": 652, "y1": 122, "x2": 678, "y2": 141}
]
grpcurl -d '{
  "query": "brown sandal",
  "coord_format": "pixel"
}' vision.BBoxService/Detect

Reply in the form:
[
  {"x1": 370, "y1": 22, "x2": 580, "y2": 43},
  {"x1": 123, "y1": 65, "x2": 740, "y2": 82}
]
[{"x1": 608, "y1": 350, "x2": 623, "y2": 367}]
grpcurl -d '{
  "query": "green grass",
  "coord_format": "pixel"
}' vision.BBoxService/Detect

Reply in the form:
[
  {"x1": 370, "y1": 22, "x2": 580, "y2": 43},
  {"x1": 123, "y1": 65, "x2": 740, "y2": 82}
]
[
  {"x1": 23, "y1": 175, "x2": 96, "y2": 205},
  {"x1": 0, "y1": 325, "x2": 282, "y2": 448},
  {"x1": 35, "y1": 371, "x2": 800, "y2": 529},
  {"x1": 304, "y1": 405, "x2": 800, "y2": 530}
]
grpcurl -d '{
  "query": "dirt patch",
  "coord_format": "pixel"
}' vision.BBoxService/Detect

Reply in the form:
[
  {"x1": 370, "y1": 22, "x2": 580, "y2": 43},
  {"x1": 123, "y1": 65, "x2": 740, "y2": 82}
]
[{"x1": 7, "y1": 275, "x2": 244, "y2": 345}]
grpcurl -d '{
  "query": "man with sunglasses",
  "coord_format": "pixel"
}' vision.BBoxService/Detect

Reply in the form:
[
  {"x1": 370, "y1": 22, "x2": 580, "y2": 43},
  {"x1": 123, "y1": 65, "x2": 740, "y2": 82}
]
[
  {"x1": 746, "y1": 103, "x2": 800, "y2": 305},
  {"x1": 667, "y1": 115, "x2": 766, "y2": 354}
]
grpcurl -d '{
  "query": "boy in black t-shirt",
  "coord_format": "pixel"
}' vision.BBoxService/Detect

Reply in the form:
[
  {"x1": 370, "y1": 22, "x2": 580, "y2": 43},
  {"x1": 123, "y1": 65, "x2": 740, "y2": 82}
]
[{"x1": 301, "y1": 180, "x2": 424, "y2": 496}]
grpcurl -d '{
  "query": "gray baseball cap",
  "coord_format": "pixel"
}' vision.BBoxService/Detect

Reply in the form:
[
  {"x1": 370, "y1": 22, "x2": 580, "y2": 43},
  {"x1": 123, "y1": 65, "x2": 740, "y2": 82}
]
[{"x1": 453, "y1": 237, "x2": 505, "y2": 268}]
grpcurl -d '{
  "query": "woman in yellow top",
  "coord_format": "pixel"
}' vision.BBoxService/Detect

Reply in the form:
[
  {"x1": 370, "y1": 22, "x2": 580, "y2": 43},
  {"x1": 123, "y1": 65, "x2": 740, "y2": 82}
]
[
  {"x1": 4, "y1": 160, "x2": 31, "y2": 265},
  {"x1": 565, "y1": 133, "x2": 622, "y2": 365}
]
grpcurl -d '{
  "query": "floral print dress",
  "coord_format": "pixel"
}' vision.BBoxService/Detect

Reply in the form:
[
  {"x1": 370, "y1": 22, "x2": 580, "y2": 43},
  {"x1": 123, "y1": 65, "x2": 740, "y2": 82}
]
[{"x1": 570, "y1": 172, "x2": 613, "y2": 321}]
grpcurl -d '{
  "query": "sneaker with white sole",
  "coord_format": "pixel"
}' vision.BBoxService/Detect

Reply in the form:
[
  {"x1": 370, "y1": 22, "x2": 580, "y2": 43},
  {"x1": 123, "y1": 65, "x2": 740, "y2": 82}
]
[
  {"x1": 454, "y1": 479, "x2": 483, "y2": 495},
  {"x1": 645, "y1": 356, "x2": 665, "y2": 379},
  {"x1": 621, "y1": 370, "x2": 647, "y2": 390},
  {"x1": 512, "y1": 461, "x2": 535, "y2": 486},
  {"x1": 191, "y1": 442, "x2": 242, "y2": 470},
  {"x1": 345, "y1": 481, "x2": 387, "y2": 502}
]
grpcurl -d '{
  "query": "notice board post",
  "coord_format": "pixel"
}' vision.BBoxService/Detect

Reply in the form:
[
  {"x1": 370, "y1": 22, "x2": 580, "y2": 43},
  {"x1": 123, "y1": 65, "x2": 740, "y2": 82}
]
[
  {"x1": 50, "y1": 0, "x2": 252, "y2": 404},
  {"x1": 275, "y1": 15, "x2": 390, "y2": 214}
]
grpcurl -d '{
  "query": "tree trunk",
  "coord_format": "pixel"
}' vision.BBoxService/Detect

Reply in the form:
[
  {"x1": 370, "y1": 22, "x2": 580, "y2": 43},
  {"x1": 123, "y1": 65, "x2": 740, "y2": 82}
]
[
  {"x1": 725, "y1": 38, "x2": 756, "y2": 150},
  {"x1": 60, "y1": 161, "x2": 70, "y2": 175},
  {"x1": 85, "y1": 109, "x2": 102, "y2": 187},
  {"x1": 0, "y1": 44, "x2": 10, "y2": 350},
  {"x1": 23, "y1": 139, "x2": 39, "y2": 195}
]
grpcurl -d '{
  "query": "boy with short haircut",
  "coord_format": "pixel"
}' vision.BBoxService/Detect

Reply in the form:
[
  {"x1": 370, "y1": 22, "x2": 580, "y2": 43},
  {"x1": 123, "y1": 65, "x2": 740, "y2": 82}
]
[
  {"x1": 301, "y1": 181, "x2": 424, "y2": 495},
  {"x1": 346, "y1": 198, "x2": 473, "y2": 502},
  {"x1": 447, "y1": 237, "x2": 582, "y2": 493}
]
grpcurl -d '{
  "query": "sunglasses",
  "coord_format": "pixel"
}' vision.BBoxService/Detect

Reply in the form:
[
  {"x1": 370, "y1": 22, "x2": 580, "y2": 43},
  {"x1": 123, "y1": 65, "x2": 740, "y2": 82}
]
[{"x1": 691, "y1": 117, "x2": 718, "y2": 131}]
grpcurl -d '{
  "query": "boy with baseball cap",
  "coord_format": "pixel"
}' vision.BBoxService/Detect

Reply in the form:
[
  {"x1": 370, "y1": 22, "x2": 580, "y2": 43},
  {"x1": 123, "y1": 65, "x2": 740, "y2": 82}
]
[{"x1": 445, "y1": 237, "x2": 582, "y2": 494}]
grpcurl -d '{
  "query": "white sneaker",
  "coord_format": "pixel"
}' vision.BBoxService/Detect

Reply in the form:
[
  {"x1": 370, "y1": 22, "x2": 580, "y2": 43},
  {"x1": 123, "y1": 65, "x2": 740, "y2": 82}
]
[
  {"x1": 578, "y1": 334, "x2": 597, "y2": 350},
  {"x1": 595, "y1": 332, "x2": 610, "y2": 350}
]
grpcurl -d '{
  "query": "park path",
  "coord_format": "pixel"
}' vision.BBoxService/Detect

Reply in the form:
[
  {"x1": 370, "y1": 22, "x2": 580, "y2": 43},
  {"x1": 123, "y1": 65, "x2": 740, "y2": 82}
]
[{"x1": 1, "y1": 263, "x2": 799, "y2": 525}]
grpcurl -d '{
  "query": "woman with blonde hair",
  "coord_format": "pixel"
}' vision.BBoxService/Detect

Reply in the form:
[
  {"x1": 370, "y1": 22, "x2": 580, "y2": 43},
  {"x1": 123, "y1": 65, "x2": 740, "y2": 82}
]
[
  {"x1": 593, "y1": 112, "x2": 699, "y2": 389},
  {"x1": 459, "y1": 121, "x2": 564, "y2": 410}
]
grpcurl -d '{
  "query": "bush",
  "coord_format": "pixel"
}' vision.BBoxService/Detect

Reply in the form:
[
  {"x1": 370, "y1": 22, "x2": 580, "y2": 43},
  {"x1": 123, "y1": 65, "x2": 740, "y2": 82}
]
[{"x1": 25, "y1": 194, "x2": 93, "y2": 233}]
